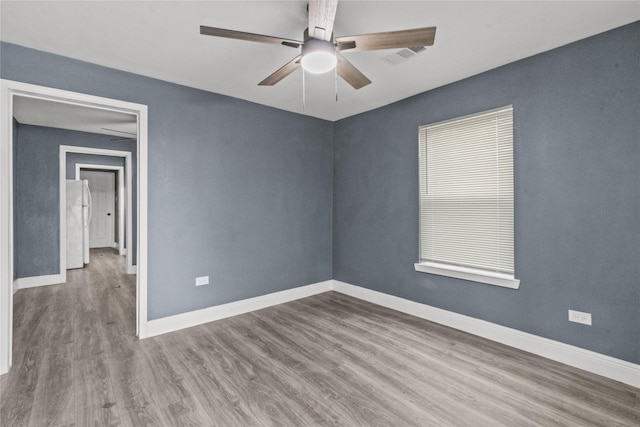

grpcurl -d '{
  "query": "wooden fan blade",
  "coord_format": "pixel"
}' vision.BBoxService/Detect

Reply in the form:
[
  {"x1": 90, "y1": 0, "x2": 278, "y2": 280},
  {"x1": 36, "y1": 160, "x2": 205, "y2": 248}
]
[
  {"x1": 258, "y1": 55, "x2": 302, "y2": 86},
  {"x1": 336, "y1": 27, "x2": 436, "y2": 52},
  {"x1": 200, "y1": 26, "x2": 302, "y2": 48},
  {"x1": 308, "y1": 0, "x2": 339, "y2": 41},
  {"x1": 336, "y1": 52, "x2": 371, "y2": 90}
]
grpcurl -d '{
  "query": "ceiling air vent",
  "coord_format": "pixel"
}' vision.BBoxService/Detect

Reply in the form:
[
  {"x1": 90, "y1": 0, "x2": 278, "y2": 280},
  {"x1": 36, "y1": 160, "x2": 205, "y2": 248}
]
[{"x1": 383, "y1": 46, "x2": 427, "y2": 65}]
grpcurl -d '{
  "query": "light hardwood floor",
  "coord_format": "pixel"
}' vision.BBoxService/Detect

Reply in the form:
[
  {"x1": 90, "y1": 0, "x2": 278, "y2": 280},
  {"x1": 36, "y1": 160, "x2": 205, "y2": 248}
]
[{"x1": 1, "y1": 248, "x2": 639, "y2": 426}]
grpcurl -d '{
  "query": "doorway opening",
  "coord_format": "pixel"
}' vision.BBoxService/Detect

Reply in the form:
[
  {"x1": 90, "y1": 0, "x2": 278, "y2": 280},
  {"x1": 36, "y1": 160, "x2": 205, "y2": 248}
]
[
  {"x1": 0, "y1": 79, "x2": 149, "y2": 375},
  {"x1": 81, "y1": 170, "x2": 118, "y2": 251},
  {"x1": 61, "y1": 147, "x2": 134, "y2": 276},
  {"x1": 76, "y1": 165, "x2": 126, "y2": 257}
]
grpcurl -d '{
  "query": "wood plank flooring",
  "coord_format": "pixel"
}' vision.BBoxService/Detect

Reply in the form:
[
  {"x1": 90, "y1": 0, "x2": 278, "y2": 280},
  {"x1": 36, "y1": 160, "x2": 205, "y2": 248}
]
[{"x1": 1, "y1": 248, "x2": 639, "y2": 426}]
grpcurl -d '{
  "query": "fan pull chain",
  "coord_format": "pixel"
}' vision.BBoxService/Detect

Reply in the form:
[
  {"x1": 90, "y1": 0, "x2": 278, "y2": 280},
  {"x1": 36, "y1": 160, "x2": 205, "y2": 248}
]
[{"x1": 302, "y1": 69, "x2": 306, "y2": 112}]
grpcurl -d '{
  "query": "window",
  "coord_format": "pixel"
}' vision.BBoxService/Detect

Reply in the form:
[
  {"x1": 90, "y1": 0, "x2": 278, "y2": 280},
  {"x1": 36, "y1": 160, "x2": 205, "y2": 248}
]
[{"x1": 414, "y1": 106, "x2": 519, "y2": 289}]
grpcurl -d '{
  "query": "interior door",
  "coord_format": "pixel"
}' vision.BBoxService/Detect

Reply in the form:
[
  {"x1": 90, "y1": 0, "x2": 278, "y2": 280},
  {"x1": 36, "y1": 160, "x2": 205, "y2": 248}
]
[{"x1": 81, "y1": 170, "x2": 116, "y2": 248}]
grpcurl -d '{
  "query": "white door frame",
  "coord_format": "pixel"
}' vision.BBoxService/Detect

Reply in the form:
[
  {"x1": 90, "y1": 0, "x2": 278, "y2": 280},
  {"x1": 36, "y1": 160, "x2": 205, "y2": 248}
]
[
  {"x1": 0, "y1": 79, "x2": 149, "y2": 375},
  {"x1": 76, "y1": 164, "x2": 125, "y2": 256}
]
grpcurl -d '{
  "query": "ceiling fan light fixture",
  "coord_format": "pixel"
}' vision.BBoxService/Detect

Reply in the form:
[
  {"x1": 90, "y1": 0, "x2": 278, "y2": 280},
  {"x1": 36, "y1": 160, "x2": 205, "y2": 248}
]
[{"x1": 301, "y1": 39, "x2": 337, "y2": 74}]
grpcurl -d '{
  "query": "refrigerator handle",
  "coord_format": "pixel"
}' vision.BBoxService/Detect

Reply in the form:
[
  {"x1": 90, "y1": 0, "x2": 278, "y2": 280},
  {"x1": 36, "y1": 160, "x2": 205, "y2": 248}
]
[{"x1": 86, "y1": 183, "x2": 93, "y2": 225}]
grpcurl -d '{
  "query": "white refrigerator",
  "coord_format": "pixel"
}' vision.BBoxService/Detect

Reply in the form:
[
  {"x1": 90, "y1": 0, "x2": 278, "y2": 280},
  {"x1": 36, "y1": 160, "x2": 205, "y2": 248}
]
[{"x1": 66, "y1": 179, "x2": 92, "y2": 269}]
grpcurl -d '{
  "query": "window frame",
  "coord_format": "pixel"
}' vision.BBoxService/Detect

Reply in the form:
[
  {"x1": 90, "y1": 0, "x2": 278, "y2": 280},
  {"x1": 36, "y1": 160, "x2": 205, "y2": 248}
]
[{"x1": 414, "y1": 106, "x2": 520, "y2": 289}]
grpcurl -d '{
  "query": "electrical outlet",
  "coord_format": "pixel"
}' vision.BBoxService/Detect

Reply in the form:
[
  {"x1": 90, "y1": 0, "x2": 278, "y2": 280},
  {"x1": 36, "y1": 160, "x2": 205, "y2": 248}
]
[
  {"x1": 195, "y1": 276, "x2": 209, "y2": 287},
  {"x1": 568, "y1": 310, "x2": 592, "y2": 325}
]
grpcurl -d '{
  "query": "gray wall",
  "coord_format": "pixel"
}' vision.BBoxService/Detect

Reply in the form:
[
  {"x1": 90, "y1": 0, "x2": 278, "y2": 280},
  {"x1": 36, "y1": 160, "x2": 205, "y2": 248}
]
[
  {"x1": 13, "y1": 124, "x2": 135, "y2": 278},
  {"x1": 333, "y1": 22, "x2": 640, "y2": 364},
  {"x1": 2, "y1": 42, "x2": 334, "y2": 320}
]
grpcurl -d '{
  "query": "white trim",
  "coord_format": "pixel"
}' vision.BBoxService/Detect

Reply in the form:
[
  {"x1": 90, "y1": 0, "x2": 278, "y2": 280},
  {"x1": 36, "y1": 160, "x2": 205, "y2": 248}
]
[
  {"x1": 75, "y1": 164, "x2": 126, "y2": 257},
  {"x1": 137, "y1": 106, "x2": 148, "y2": 339},
  {"x1": 13, "y1": 274, "x2": 63, "y2": 290},
  {"x1": 143, "y1": 280, "x2": 333, "y2": 338},
  {"x1": 414, "y1": 262, "x2": 520, "y2": 289},
  {"x1": 331, "y1": 280, "x2": 640, "y2": 388},
  {"x1": 0, "y1": 81, "x2": 14, "y2": 374},
  {"x1": 127, "y1": 265, "x2": 137, "y2": 275},
  {"x1": 131, "y1": 277, "x2": 640, "y2": 388},
  {"x1": 0, "y1": 79, "x2": 149, "y2": 375}
]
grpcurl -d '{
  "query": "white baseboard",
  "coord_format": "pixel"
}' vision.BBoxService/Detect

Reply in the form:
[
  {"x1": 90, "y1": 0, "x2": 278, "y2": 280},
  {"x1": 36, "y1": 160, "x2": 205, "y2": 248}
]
[
  {"x1": 13, "y1": 274, "x2": 64, "y2": 291},
  {"x1": 331, "y1": 280, "x2": 640, "y2": 388},
  {"x1": 144, "y1": 280, "x2": 333, "y2": 338},
  {"x1": 127, "y1": 265, "x2": 137, "y2": 275},
  {"x1": 136, "y1": 276, "x2": 639, "y2": 388}
]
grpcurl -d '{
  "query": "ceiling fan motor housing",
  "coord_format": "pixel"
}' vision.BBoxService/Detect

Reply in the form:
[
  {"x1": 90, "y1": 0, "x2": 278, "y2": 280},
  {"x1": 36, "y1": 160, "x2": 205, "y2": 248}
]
[{"x1": 301, "y1": 37, "x2": 337, "y2": 74}]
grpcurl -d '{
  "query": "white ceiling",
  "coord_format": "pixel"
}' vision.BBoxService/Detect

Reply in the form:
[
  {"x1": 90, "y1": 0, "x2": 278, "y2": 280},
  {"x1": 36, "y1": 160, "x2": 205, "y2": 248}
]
[
  {"x1": 1, "y1": 1, "x2": 639, "y2": 121},
  {"x1": 13, "y1": 96, "x2": 137, "y2": 137}
]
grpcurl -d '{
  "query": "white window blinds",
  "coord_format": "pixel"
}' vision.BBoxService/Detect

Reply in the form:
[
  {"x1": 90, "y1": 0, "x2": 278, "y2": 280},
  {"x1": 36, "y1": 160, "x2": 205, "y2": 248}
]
[{"x1": 418, "y1": 106, "x2": 514, "y2": 278}]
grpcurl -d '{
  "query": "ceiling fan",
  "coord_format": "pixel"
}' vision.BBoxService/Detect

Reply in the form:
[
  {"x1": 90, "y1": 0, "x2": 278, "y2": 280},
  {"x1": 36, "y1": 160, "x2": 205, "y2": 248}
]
[{"x1": 200, "y1": 0, "x2": 436, "y2": 90}]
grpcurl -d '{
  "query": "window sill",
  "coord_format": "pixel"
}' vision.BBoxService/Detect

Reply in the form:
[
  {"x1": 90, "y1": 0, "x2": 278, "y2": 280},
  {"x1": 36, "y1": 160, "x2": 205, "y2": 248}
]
[{"x1": 414, "y1": 262, "x2": 520, "y2": 289}]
